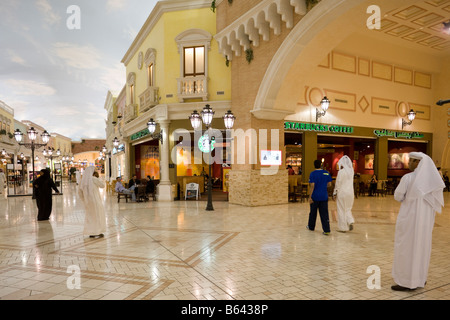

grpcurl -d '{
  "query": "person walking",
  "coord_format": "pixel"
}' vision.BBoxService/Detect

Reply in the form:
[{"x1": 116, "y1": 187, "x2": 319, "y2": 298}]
[
  {"x1": 333, "y1": 155, "x2": 355, "y2": 232},
  {"x1": 0, "y1": 168, "x2": 6, "y2": 194},
  {"x1": 32, "y1": 169, "x2": 60, "y2": 221},
  {"x1": 78, "y1": 166, "x2": 106, "y2": 238},
  {"x1": 307, "y1": 159, "x2": 332, "y2": 235},
  {"x1": 391, "y1": 152, "x2": 445, "y2": 291},
  {"x1": 75, "y1": 169, "x2": 81, "y2": 185}
]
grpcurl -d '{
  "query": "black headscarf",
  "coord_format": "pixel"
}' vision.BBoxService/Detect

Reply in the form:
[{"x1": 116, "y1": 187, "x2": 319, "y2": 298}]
[{"x1": 39, "y1": 169, "x2": 51, "y2": 180}]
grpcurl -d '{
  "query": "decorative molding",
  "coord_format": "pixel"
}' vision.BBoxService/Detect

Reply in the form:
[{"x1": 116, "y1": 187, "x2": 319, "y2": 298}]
[
  {"x1": 250, "y1": 108, "x2": 293, "y2": 120},
  {"x1": 215, "y1": 0, "x2": 308, "y2": 61},
  {"x1": 121, "y1": 0, "x2": 211, "y2": 66},
  {"x1": 331, "y1": 51, "x2": 356, "y2": 74}
]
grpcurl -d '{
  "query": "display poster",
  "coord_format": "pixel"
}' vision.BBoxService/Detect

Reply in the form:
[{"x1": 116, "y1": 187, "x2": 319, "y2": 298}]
[
  {"x1": 388, "y1": 153, "x2": 410, "y2": 170},
  {"x1": 223, "y1": 168, "x2": 230, "y2": 193},
  {"x1": 185, "y1": 182, "x2": 199, "y2": 200},
  {"x1": 365, "y1": 154, "x2": 374, "y2": 169},
  {"x1": 260, "y1": 150, "x2": 282, "y2": 166},
  {"x1": 141, "y1": 145, "x2": 160, "y2": 179}
]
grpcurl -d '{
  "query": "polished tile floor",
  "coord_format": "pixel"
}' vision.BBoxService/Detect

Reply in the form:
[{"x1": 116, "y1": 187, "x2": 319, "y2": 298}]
[{"x1": 0, "y1": 182, "x2": 449, "y2": 300}]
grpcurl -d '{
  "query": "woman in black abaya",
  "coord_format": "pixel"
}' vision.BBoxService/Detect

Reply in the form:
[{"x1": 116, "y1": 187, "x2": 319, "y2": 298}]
[{"x1": 33, "y1": 169, "x2": 60, "y2": 221}]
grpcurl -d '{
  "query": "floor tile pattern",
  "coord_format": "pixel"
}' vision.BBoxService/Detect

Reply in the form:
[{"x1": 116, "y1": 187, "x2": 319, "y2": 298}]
[{"x1": 0, "y1": 183, "x2": 449, "y2": 300}]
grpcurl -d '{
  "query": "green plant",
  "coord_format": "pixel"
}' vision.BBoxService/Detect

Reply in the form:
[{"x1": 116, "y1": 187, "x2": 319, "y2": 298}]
[
  {"x1": 211, "y1": 0, "x2": 216, "y2": 12},
  {"x1": 225, "y1": 57, "x2": 230, "y2": 67},
  {"x1": 0, "y1": 129, "x2": 6, "y2": 135},
  {"x1": 245, "y1": 48, "x2": 254, "y2": 64}
]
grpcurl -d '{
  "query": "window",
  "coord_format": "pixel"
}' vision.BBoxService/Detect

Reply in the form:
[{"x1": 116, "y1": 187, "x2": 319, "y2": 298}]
[
  {"x1": 148, "y1": 63, "x2": 154, "y2": 87},
  {"x1": 130, "y1": 84, "x2": 135, "y2": 105},
  {"x1": 144, "y1": 48, "x2": 157, "y2": 87},
  {"x1": 127, "y1": 72, "x2": 136, "y2": 105},
  {"x1": 184, "y1": 46, "x2": 205, "y2": 77}
]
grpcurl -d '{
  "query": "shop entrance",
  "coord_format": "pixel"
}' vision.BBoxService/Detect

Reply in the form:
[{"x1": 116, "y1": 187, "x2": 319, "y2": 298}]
[{"x1": 174, "y1": 131, "x2": 230, "y2": 201}]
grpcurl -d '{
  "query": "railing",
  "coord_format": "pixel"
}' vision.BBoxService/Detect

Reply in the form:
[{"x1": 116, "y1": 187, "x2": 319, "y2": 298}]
[
  {"x1": 139, "y1": 86, "x2": 159, "y2": 113},
  {"x1": 177, "y1": 76, "x2": 208, "y2": 102},
  {"x1": 124, "y1": 104, "x2": 138, "y2": 123}
]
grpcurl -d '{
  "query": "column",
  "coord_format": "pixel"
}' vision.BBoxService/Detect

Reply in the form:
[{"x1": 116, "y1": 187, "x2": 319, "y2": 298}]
[
  {"x1": 375, "y1": 136, "x2": 388, "y2": 180},
  {"x1": 157, "y1": 120, "x2": 173, "y2": 201},
  {"x1": 302, "y1": 131, "x2": 317, "y2": 183}
]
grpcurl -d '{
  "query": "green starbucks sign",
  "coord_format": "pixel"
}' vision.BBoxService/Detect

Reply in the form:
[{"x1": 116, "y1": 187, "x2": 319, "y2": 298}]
[{"x1": 198, "y1": 134, "x2": 215, "y2": 153}]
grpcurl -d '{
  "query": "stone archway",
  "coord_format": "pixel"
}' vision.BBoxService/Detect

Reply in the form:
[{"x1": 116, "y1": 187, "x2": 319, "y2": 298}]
[{"x1": 253, "y1": 0, "x2": 417, "y2": 114}]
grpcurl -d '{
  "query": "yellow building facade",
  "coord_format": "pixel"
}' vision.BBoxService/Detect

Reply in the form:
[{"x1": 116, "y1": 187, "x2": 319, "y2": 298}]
[{"x1": 117, "y1": 0, "x2": 232, "y2": 200}]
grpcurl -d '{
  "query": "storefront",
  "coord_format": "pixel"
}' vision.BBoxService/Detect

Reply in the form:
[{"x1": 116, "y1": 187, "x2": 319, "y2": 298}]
[
  {"x1": 127, "y1": 118, "x2": 230, "y2": 200},
  {"x1": 284, "y1": 121, "x2": 432, "y2": 182}
]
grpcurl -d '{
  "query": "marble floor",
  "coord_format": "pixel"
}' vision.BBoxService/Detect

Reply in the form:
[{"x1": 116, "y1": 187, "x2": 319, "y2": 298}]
[{"x1": 0, "y1": 182, "x2": 449, "y2": 301}]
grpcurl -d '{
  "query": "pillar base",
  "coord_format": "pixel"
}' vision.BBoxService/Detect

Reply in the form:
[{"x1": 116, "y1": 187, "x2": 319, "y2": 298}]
[{"x1": 156, "y1": 182, "x2": 173, "y2": 202}]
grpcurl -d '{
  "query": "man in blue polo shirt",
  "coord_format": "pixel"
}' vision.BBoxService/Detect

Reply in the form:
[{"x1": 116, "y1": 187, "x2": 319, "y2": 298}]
[{"x1": 307, "y1": 160, "x2": 332, "y2": 235}]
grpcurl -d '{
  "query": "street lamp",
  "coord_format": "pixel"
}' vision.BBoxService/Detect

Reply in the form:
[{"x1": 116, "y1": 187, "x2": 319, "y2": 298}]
[
  {"x1": 401, "y1": 109, "x2": 416, "y2": 129},
  {"x1": 189, "y1": 105, "x2": 235, "y2": 211},
  {"x1": 14, "y1": 127, "x2": 50, "y2": 196},
  {"x1": 147, "y1": 118, "x2": 164, "y2": 144},
  {"x1": 43, "y1": 147, "x2": 61, "y2": 180},
  {"x1": 316, "y1": 96, "x2": 330, "y2": 122}
]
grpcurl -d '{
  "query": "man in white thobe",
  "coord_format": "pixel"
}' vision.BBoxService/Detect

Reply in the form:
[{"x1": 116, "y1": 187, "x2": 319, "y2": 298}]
[
  {"x1": 391, "y1": 152, "x2": 445, "y2": 291},
  {"x1": 78, "y1": 166, "x2": 106, "y2": 238},
  {"x1": 75, "y1": 170, "x2": 81, "y2": 185},
  {"x1": 0, "y1": 169, "x2": 6, "y2": 194},
  {"x1": 332, "y1": 155, "x2": 355, "y2": 232}
]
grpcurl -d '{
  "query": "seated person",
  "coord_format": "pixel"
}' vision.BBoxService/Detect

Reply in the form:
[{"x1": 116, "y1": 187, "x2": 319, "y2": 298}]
[
  {"x1": 128, "y1": 175, "x2": 137, "y2": 189},
  {"x1": 115, "y1": 177, "x2": 136, "y2": 201},
  {"x1": 146, "y1": 176, "x2": 155, "y2": 195}
]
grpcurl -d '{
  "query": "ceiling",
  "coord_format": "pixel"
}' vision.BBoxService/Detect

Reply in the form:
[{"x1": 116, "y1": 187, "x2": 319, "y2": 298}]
[{"x1": 375, "y1": 0, "x2": 450, "y2": 54}]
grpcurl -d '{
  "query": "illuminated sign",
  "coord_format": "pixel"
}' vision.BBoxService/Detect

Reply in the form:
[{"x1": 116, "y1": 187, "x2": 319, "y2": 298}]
[
  {"x1": 131, "y1": 129, "x2": 150, "y2": 141},
  {"x1": 198, "y1": 134, "x2": 215, "y2": 153},
  {"x1": 284, "y1": 122, "x2": 354, "y2": 134},
  {"x1": 373, "y1": 129, "x2": 424, "y2": 139},
  {"x1": 261, "y1": 150, "x2": 282, "y2": 166}
]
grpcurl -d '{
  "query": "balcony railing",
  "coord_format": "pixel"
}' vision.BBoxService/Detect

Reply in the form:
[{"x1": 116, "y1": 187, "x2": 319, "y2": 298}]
[
  {"x1": 177, "y1": 76, "x2": 208, "y2": 102},
  {"x1": 124, "y1": 104, "x2": 138, "y2": 123},
  {"x1": 139, "y1": 86, "x2": 159, "y2": 113}
]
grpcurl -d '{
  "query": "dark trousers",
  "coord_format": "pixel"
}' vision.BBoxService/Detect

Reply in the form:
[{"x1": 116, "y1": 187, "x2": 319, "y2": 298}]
[{"x1": 308, "y1": 200, "x2": 330, "y2": 233}]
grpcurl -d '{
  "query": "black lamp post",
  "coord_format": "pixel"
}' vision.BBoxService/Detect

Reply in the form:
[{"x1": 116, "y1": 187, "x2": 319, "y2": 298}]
[
  {"x1": 43, "y1": 147, "x2": 61, "y2": 180},
  {"x1": 14, "y1": 127, "x2": 50, "y2": 196},
  {"x1": 189, "y1": 105, "x2": 235, "y2": 211}
]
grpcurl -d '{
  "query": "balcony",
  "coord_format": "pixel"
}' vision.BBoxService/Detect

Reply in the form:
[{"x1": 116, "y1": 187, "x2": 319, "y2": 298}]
[
  {"x1": 177, "y1": 76, "x2": 208, "y2": 102},
  {"x1": 124, "y1": 104, "x2": 138, "y2": 123},
  {"x1": 139, "y1": 86, "x2": 159, "y2": 113}
]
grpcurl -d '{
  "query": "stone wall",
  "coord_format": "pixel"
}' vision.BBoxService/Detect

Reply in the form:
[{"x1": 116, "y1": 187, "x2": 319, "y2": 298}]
[{"x1": 229, "y1": 169, "x2": 288, "y2": 206}]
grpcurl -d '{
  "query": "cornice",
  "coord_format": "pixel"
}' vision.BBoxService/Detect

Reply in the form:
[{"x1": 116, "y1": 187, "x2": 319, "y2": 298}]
[{"x1": 121, "y1": 0, "x2": 211, "y2": 66}]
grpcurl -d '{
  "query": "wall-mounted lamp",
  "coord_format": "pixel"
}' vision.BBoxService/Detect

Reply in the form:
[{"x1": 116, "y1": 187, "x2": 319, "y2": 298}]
[
  {"x1": 316, "y1": 96, "x2": 330, "y2": 122},
  {"x1": 401, "y1": 109, "x2": 416, "y2": 130},
  {"x1": 436, "y1": 99, "x2": 450, "y2": 106},
  {"x1": 443, "y1": 21, "x2": 450, "y2": 34},
  {"x1": 147, "y1": 118, "x2": 163, "y2": 144}
]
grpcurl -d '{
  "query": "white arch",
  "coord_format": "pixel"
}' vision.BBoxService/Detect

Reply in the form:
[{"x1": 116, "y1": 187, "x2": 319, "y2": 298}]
[{"x1": 253, "y1": 0, "x2": 416, "y2": 115}]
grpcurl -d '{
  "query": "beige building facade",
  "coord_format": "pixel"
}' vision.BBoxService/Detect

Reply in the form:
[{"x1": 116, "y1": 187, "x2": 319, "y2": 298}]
[{"x1": 214, "y1": 0, "x2": 450, "y2": 206}]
